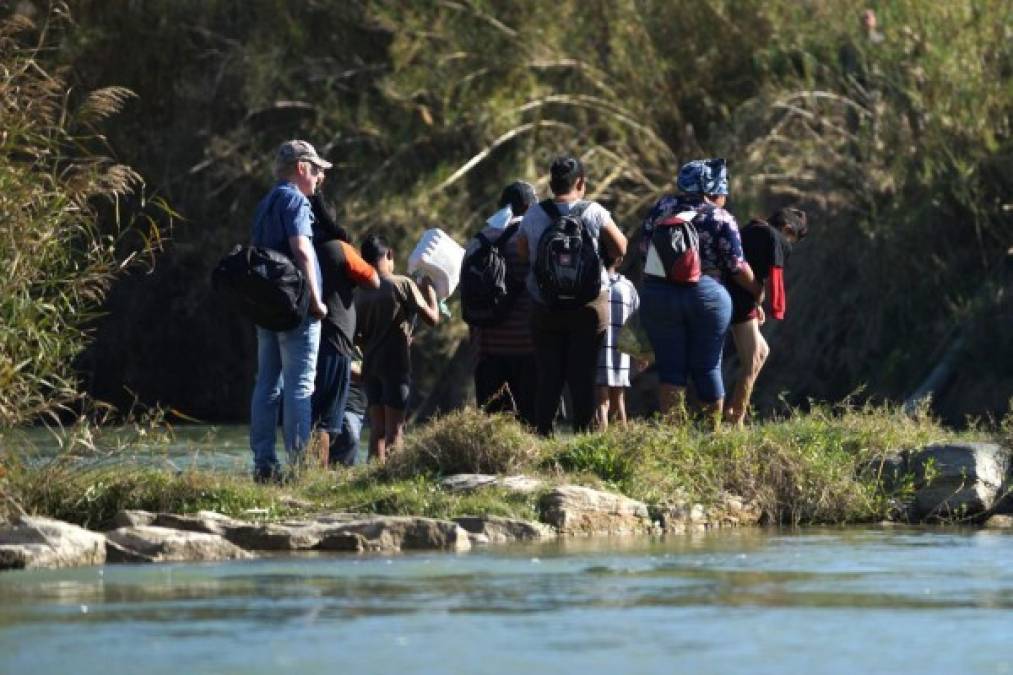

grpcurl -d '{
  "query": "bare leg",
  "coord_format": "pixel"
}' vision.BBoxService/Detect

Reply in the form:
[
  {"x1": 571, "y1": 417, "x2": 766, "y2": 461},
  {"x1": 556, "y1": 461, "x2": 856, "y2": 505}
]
[
  {"x1": 368, "y1": 404, "x2": 386, "y2": 463},
  {"x1": 595, "y1": 385, "x2": 610, "y2": 431},
  {"x1": 384, "y1": 406, "x2": 407, "y2": 457},
  {"x1": 726, "y1": 319, "x2": 769, "y2": 427},
  {"x1": 702, "y1": 398, "x2": 724, "y2": 431},
  {"x1": 609, "y1": 387, "x2": 627, "y2": 427},
  {"x1": 309, "y1": 430, "x2": 329, "y2": 469}
]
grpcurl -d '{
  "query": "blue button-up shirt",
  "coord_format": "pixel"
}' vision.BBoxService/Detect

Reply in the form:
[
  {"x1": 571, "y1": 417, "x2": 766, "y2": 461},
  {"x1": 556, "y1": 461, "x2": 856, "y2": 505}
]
[{"x1": 251, "y1": 181, "x2": 320, "y2": 295}]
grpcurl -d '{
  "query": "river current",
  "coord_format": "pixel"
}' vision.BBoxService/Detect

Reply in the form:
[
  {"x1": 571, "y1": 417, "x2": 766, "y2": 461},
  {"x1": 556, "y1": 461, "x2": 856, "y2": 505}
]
[{"x1": 1, "y1": 528, "x2": 1011, "y2": 674}]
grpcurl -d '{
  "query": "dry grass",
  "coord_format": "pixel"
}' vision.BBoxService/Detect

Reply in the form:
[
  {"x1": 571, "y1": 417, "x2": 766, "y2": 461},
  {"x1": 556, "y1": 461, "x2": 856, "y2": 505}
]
[
  {"x1": 0, "y1": 9, "x2": 167, "y2": 429},
  {"x1": 385, "y1": 407, "x2": 542, "y2": 478}
]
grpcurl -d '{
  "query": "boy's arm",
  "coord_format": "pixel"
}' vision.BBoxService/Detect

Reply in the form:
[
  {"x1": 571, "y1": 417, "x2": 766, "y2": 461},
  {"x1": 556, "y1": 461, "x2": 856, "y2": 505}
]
[
  {"x1": 731, "y1": 261, "x2": 764, "y2": 301},
  {"x1": 408, "y1": 277, "x2": 440, "y2": 327},
  {"x1": 600, "y1": 218, "x2": 627, "y2": 261},
  {"x1": 340, "y1": 242, "x2": 380, "y2": 289}
]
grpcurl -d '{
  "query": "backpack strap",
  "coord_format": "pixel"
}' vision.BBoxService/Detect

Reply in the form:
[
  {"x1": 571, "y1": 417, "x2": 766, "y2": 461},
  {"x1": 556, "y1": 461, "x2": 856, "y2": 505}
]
[
  {"x1": 569, "y1": 200, "x2": 591, "y2": 220},
  {"x1": 541, "y1": 199, "x2": 591, "y2": 224},
  {"x1": 493, "y1": 222, "x2": 520, "y2": 250},
  {"x1": 540, "y1": 198, "x2": 561, "y2": 222}
]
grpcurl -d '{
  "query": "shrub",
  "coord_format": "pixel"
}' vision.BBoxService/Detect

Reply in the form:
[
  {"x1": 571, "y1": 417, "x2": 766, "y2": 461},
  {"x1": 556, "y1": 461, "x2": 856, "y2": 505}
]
[
  {"x1": 544, "y1": 430, "x2": 640, "y2": 486},
  {"x1": 385, "y1": 408, "x2": 542, "y2": 478},
  {"x1": 0, "y1": 9, "x2": 166, "y2": 428}
]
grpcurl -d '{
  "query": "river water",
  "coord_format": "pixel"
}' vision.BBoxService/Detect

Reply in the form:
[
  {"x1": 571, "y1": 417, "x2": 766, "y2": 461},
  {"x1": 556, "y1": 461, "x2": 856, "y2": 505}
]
[
  {"x1": 1, "y1": 528, "x2": 1011, "y2": 674},
  {"x1": 9, "y1": 425, "x2": 309, "y2": 472}
]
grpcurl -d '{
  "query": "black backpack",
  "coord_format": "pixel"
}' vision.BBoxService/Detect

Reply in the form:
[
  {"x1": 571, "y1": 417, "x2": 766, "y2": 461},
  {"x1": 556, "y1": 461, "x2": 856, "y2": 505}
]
[
  {"x1": 534, "y1": 199, "x2": 602, "y2": 308},
  {"x1": 461, "y1": 223, "x2": 521, "y2": 328},
  {"x1": 211, "y1": 192, "x2": 310, "y2": 331}
]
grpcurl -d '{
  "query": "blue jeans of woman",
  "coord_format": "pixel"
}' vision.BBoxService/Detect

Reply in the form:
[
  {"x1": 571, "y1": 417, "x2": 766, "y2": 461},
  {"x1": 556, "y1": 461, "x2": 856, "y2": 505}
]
[
  {"x1": 249, "y1": 316, "x2": 320, "y2": 478},
  {"x1": 639, "y1": 276, "x2": 731, "y2": 403}
]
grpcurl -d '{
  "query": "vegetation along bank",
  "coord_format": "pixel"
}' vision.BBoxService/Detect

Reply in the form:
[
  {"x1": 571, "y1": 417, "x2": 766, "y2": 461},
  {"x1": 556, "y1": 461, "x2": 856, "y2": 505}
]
[{"x1": 2, "y1": 406, "x2": 1012, "y2": 569}]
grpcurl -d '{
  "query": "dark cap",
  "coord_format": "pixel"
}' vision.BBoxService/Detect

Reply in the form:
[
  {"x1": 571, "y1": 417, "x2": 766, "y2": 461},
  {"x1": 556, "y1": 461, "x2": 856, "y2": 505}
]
[{"x1": 498, "y1": 181, "x2": 538, "y2": 214}]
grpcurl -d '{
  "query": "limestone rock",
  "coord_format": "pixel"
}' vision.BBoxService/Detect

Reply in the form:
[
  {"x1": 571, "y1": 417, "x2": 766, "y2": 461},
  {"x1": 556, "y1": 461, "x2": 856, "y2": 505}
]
[
  {"x1": 0, "y1": 516, "x2": 107, "y2": 570},
  {"x1": 440, "y1": 474, "x2": 545, "y2": 494},
  {"x1": 314, "y1": 531, "x2": 371, "y2": 552},
  {"x1": 305, "y1": 513, "x2": 364, "y2": 525},
  {"x1": 152, "y1": 511, "x2": 246, "y2": 535},
  {"x1": 111, "y1": 510, "x2": 157, "y2": 528},
  {"x1": 105, "y1": 539, "x2": 156, "y2": 563},
  {"x1": 908, "y1": 442, "x2": 1008, "y2": 520},
  {"x1": 104, "y1": 510, "x2": 473, "y2": 554},
  {"x1": 539, "y1": 485, "x2": 651, "y2": 535},
  {"x1": 220, "y1": 522, "x2": 323, "y2": 551},
  {"x1": 454, "y1": 516, "x2": 555, "y2": 543},
  {"x1": 162, "y1": 512, "x2": 322, "y2": 550},
  {"x1": 110, "y1": 510, "x2": 322, "y2": 551},
  {"x1": 106, "y1": 526, "x2": 253, "y2": 563},
  {"x1": 711, "y1": 493, "x2": 763, "y2": 527},
  {"x1": 465, "y1": 531, "x2": 491, "y2": 546},
  {"x1": 656, "y1": 493, "x2": 762, "y2": 534},
  {"x1": 983, "y1": 514, "x2": 1013, "y2": 529},
  {"x1": 496, "y1": 475, "x2": 544, "y2": 494},
  {"x1": 318, "y1": 516, "x2": 472, "y2": 552},
  {"x1": 440, "y1": 474, "x2": 498, "y2": 491}
]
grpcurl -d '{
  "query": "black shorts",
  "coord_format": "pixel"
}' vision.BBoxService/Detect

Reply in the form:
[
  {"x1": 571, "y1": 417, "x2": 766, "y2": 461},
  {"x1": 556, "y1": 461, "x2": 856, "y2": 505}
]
[
  {"x1": 729, "y1": 285, "x2": 759, "y2": 325},
  {"x1": 364, "y1": 373, "x2": 411, "y2": 410}
]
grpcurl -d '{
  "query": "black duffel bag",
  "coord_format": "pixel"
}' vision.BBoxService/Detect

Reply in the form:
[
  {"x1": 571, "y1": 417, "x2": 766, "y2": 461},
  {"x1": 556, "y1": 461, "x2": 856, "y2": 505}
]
[{"x1": 211, "y1": 244, "x2": 309, "y2": 331}]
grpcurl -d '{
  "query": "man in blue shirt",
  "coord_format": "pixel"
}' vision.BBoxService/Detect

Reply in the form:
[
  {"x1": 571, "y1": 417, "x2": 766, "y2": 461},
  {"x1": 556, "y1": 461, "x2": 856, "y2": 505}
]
[{"x1": 249, "y1": 140, "x2": 330, "y2": 482}]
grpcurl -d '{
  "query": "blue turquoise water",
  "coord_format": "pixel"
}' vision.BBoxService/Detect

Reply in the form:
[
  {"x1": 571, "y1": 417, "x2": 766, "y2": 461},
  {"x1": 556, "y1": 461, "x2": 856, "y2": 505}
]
[
  {"x1": 1, "y1": 528, "x2": 1011, "y2": 674},
  {"x1": 5, "y1": 425, "x2": 371, "y2": 471}
]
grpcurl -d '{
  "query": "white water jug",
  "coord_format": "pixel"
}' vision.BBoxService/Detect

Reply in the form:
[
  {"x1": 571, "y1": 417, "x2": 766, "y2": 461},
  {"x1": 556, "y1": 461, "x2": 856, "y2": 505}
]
[{"x1": 407, "y1": 228, "x2": 465, "y2": 299}]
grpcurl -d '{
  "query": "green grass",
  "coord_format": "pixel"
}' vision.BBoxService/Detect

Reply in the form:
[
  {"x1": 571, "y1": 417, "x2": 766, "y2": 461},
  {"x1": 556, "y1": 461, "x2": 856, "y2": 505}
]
[{"x1": 1, "y1": 403, "x2": 993, "y2": 530}]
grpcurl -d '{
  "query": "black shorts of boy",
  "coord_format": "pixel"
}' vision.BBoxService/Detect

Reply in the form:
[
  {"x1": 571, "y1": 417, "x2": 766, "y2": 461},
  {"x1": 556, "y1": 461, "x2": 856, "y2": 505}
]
[
  {"x1": 364, "y1": 374, "x2": 411, "y2": 410},
  {"x1": 728, "y1": 284, "x2": 760, "y2": 325}
]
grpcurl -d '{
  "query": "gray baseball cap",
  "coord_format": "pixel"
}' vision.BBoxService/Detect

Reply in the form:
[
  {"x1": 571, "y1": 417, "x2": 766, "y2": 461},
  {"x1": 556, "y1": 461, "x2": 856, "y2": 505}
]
[{"x1": 276, "y1": 139, "x2": 333, "y2": 169}]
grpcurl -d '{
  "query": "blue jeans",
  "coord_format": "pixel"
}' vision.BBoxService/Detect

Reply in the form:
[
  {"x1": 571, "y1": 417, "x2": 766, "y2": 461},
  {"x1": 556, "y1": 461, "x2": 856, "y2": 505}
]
[
  {"x1": 250, "y1": 316, "x2": 321, "y2": 474},
  {"x1": 640, "y1": 276, "x2": 731, "y2": 402},
  {"x1": 331, "y1": 410, "x2": 364, "y2": 466},
  {"x1": 311, "y1": 340, "x2": 352, "y2": 437}
]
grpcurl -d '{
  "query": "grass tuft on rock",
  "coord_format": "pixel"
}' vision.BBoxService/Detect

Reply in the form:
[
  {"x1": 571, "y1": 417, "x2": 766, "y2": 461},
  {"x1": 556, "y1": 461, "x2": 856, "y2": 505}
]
[
  {"x1": 3, "y1": 458, "x2": 273, "y2": 530},
  {"x1": 385, "y1": 408, "x2": 542, "y2": 478}
]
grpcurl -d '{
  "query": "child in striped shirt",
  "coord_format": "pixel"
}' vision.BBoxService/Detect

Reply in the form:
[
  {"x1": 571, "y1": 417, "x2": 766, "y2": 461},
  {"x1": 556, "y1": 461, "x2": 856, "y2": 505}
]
[{"x1": 596, "y1": 256, "x2": 640, "y2": 430}]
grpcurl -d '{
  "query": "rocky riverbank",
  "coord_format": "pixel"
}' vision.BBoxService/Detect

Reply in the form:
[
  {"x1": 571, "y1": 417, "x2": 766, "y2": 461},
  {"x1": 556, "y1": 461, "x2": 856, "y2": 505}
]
[
  {"x1": 0, "y1": 484, "x2": 760, "y2": 570},
  {"x1": 2, "y1": 439, "x2": 1011, "y2": 571}
]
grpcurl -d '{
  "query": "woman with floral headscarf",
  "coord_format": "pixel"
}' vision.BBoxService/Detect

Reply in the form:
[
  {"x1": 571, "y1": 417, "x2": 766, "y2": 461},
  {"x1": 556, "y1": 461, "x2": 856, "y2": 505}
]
[{"x1": 639, "y1": 158, "x2": 762, "y2": 419}]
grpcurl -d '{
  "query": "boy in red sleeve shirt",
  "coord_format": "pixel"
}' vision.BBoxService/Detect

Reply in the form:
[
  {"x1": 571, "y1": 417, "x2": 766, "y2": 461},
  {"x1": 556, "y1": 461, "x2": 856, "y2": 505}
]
[{"x1": 724, "y1": 208, "x2": 809, "y2": 426}]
